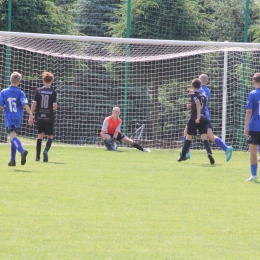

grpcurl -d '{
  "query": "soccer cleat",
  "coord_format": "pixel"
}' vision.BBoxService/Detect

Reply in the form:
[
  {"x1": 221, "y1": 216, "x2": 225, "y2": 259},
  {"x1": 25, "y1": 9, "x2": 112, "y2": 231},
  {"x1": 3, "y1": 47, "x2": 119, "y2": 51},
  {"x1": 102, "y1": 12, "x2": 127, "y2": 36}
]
[
  {"x1": 21, "y1": 150, "x2": 28, "y2": 165},
  {"x1": 208, "y1": 153, "x2": 215, "y2": 165},
  {"x1": 177, "y1": 156, "x2": 187, "y2": 162},
  {"x1": 43, "y1": 150, "x2": 48, "y2": 162},
  {"x1": 35, "y1": 157, "x2": 40, "y2": 162},
  {"x1": 8, "y1": 161, "x2": 16, "y2": 167},
  {"x1": 258, "y1": 156, "x2": 260, "y2": 162},
  {"x1": 225, "y1": 146, "x2": 233, "y2": 162},
  {"x1": 246, "y1": 176, "x2": 257, "y2": 182},
  {"x1": 143, "y1": 148, "x2": 151, "y2": 152},
  {"x1": 186, "y1": 152, "x2": 191, "y2": 159}
]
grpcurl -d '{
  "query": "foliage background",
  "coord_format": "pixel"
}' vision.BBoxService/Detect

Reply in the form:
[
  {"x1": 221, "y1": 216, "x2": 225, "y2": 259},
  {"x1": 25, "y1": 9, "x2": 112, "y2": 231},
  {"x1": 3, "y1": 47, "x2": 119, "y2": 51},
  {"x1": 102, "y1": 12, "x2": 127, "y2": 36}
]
[{"x1": 0, "y1": 0, "x2": 259, "y2": 149}]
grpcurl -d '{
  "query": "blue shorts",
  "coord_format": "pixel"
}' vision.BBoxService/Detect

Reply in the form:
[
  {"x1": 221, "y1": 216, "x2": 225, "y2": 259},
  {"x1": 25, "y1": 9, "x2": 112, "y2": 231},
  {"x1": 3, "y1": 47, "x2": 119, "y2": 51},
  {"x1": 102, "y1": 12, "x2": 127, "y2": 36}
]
[{"x1": 6, "y1": 125, "x2": 20, "y2": 134}]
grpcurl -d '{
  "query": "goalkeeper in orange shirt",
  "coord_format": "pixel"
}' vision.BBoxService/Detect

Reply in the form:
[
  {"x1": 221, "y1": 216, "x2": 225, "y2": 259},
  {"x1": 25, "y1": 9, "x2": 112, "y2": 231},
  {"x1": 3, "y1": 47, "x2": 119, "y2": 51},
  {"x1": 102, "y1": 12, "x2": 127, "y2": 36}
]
[{"x1": 100, "y1": 107, "x2": 151, "y2": 152}]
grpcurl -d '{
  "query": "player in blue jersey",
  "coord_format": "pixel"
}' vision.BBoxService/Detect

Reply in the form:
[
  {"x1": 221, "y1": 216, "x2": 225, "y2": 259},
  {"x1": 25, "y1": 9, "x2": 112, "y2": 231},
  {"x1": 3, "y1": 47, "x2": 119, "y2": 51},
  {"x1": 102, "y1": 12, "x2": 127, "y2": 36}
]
[
  {"x1": 183, "y1": 74, "x2": 233, "y2": 162},
  {"x1": 0, "y1": 72, "x2": 34, "y2": 166},
  {"x1": 178, "y1": 78, "x2": 214, "y2": 164},
  {"x1": 244, "y1": 73, "x2": 260, "y2": 182}
]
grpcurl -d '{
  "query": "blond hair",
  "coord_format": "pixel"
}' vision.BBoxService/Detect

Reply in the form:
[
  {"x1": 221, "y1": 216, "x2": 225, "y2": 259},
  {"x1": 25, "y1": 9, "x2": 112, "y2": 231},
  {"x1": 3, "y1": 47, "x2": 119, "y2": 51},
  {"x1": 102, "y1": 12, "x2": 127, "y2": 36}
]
[
  {"x1": 112, "y1": 107, "x2": 120, "y2": 112},
  {"x1": 199, "y1": 74, "x2": 208, "y2": 85},
  {"x1": 10, "y1": 72, "x2": 22, "y2": 85}
]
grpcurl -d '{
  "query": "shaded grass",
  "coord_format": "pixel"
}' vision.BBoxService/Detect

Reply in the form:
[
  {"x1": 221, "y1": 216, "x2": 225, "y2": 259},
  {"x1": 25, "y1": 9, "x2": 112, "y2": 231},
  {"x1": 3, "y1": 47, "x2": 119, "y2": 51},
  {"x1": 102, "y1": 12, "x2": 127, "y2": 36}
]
[{"x1": 0, "y1": 145, "x2": 259, "y2": 259}]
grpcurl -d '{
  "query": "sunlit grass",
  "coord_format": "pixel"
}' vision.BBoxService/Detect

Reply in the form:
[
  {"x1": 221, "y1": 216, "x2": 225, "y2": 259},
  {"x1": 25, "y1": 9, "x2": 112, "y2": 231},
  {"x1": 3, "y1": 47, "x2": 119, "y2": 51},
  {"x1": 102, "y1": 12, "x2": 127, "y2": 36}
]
[{"x1": 0, "y1": 144, "x2": 259, "y2": 260}]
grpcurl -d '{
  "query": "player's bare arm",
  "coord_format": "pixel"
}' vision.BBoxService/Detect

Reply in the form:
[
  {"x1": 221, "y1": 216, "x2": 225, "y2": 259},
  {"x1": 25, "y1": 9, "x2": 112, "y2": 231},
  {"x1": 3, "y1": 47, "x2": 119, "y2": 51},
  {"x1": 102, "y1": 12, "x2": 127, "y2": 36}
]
[
  {"x1": 24, "y1": 104, "x2": 34, "y2": 126},
  {"x1": 31, "y1": 101, "x2": 37, "y2": 114},
  {"x1": 244, "y1": 109, "x2": 252, "y2": 137}
]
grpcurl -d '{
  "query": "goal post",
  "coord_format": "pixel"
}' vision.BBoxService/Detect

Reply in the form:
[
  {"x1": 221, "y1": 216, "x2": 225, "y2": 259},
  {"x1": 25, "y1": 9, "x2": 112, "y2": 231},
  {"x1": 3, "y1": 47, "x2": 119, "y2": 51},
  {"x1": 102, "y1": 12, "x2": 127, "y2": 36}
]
[{"x1": 0, "y1": 31, "x2": 259, "y2": 150}]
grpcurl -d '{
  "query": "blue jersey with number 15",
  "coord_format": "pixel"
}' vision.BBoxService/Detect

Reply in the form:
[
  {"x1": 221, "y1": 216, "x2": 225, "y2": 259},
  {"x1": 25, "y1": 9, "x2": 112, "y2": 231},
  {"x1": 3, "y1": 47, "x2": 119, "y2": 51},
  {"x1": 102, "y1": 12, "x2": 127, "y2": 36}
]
[
  {"x1": 246, "y1": 88, "x2": 260, "y2": 131},
  {"x1": 0, "y1": 86, "x2": 28, "y2": 128}
]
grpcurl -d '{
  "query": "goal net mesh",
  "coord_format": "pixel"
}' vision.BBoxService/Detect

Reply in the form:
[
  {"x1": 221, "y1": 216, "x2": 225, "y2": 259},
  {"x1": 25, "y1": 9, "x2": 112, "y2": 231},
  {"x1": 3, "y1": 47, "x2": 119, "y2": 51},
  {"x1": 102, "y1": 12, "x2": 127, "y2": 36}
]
[{"x1": 0, "y1": 33, "x2": 258, "y2": 151}]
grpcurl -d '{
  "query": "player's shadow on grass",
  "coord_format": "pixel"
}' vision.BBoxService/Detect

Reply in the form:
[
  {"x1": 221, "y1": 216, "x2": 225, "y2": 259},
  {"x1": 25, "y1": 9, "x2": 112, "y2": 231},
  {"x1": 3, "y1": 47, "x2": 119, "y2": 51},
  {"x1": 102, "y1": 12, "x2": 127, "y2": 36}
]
[
  {"x1": 45, "y1": 162, "x2": 66, "y2": 164},
  {"x1": 197, "y1": 163, "x2": 221, "y2": 167},
  {"x1": 106, "y1": 150, "x2": 124, "y2": 153},
  {"x1": 12, "y1": 169, "x2": 32, "y2": 173}
]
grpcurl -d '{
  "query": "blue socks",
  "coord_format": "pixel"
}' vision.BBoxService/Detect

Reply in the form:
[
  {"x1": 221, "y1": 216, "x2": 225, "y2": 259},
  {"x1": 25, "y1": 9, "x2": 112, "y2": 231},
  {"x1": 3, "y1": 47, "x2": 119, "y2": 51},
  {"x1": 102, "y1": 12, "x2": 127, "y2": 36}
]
[
  {"x1": 215, "y1": 137, "x2": 228, "y2": 151},
  {"x1": 251, "y1": 164, "x2": 258, "y2": 177},
  {"x1": 183, "y1": 136, "x2": 190, "y2": 153},
  {"x1": 11, "y1": 137, "x2": 24, "y2": 153}
]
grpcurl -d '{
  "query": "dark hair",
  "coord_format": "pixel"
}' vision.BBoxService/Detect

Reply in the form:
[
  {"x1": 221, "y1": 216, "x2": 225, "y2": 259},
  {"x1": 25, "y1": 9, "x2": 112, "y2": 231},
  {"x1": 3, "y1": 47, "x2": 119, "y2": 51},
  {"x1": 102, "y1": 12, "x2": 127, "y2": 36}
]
[
  {"x1": 253, "y1": 73, "x2": 260, "y2": 83},
  {"x1": 192, "y1": 78, "x2": 201, "y2": 89}
]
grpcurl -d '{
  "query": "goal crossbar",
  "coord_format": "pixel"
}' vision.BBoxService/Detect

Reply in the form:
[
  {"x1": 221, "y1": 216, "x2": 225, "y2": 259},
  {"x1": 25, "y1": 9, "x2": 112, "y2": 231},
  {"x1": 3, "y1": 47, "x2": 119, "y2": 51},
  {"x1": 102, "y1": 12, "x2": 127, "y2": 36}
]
[{"x1": 0, "y1": 31, "x2": 258, "y2": 150}]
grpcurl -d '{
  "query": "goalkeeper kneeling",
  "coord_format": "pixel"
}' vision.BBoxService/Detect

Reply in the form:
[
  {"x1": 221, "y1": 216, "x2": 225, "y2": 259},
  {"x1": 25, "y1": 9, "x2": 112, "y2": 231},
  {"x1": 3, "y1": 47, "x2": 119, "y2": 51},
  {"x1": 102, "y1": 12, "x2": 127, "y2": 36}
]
[{"x1": 100, "y1": 107, "x2": 151, "y2": 152}]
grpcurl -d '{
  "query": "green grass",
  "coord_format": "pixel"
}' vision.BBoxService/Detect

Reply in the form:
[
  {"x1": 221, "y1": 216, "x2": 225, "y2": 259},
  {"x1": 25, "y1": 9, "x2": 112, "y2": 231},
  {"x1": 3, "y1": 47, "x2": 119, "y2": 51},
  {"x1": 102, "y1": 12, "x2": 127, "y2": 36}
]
[{"x1": 0, "y1": 144, "x2": 259, "y2": 259}]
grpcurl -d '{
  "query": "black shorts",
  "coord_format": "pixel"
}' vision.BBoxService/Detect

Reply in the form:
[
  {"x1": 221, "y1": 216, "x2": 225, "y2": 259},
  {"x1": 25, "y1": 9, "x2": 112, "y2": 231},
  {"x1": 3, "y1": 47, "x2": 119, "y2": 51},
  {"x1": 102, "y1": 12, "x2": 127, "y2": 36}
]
[
  {"x1": 247, "y1": 131, "x2": 260, "y2": 145},
  {"x1": 108, "y1": 133, "x2": 125, "y2": 141},
  {"x1": 6, "y1": 125, "x2": 20, "y2": 134},
  {"x1": 187, "y1": 120, "x2": 208, "y2": 136},
  {"x1": 37, "y1": 121, "x2": 54, "y2": 135},
  {"x1": 186, "y1": 120, "x2": 213, "y2": 131}
]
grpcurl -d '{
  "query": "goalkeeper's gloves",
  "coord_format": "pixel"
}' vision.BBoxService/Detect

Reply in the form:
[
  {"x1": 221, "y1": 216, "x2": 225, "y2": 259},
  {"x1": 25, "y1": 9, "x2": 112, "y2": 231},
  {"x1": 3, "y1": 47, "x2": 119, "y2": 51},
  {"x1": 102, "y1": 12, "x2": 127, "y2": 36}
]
[
  {"x1": 104, "y1": 139, "x2": 113, "y2": 150},
  {"x1": 110, "y1": 138, "x2": 117, "y2": 150}
]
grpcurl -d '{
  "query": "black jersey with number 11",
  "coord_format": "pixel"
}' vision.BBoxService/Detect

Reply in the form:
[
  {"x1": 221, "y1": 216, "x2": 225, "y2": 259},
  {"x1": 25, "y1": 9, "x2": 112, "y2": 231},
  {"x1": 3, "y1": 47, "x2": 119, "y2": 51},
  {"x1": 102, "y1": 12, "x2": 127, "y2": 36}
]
[
  {"x1": 190, "y1": 91, "x2": 208, "y2": 121},
  {"x1": 33, "y1": 86, "x2": 57, "y2": 122}
]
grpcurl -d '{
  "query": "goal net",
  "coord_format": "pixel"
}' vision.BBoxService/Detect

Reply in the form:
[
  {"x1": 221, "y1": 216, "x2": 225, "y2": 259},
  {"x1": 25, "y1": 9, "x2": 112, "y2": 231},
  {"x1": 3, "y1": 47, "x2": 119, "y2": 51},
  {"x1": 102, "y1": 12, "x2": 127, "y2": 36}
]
[{"x1": 0, "y1": 31, "x2": 258, "y2": 151}]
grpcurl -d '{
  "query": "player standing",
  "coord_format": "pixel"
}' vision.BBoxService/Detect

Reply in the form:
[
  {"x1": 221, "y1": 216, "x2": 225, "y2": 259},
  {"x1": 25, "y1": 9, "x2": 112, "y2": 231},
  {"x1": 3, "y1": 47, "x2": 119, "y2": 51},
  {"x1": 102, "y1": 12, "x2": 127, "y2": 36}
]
[
  {"x1": 183, "y1": 74, "x2": 233, "y2": 161},
  {"x1": 178, "y1": 78, "x2": 214, "y2": 164},
  {"x1": 0, "y1": 72, "x2": 33, "y2": 166},
  {"x1": 31, "y1": 72, "x2": 57, "y2": 162},
  {"x1": 244, "y1": 73, "x2": 260, "y2": 182}
]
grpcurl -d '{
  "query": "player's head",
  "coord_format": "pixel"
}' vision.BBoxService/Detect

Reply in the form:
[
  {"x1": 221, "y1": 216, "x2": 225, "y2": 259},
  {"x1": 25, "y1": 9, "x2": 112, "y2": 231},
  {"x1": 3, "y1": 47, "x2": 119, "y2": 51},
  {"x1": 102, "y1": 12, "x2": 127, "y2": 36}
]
[
  {"x1": 42, "y1": 71, "x2": 54, "y2": 85},
  {"x1": 112, "y1": 107, "x2": 121, "y2": 118},
  {"x1": 199, "y1": 74, "x2": 208, "y2": 85},
  {"x1": 10, "y1": 72, "x2": 22, "y2": 86},
  {"x1": 252, "y1": 73, "x2": 260, "y2": 86},
  {"x1": 191, "y1": 78, "x2": 201, "y2": 89}
]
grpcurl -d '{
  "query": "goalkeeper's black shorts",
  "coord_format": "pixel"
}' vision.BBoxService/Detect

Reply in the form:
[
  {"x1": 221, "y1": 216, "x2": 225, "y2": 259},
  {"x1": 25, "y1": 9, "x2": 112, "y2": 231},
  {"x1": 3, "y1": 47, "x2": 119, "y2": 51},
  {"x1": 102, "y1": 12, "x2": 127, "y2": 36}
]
[{"x1": 107, "y1": 133, "x2": 125, "y2": 141}]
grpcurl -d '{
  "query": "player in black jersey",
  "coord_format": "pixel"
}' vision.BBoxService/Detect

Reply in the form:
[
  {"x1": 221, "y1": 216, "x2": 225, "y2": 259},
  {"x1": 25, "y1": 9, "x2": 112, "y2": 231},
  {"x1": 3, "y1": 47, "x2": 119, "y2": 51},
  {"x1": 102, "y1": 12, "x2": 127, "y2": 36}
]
[
  {"x1": 178, "y1": 78, "x2": 214, "y2": 165},
  {"x1": 31, "y1": 72, "x2": 57, "y2": 162}
]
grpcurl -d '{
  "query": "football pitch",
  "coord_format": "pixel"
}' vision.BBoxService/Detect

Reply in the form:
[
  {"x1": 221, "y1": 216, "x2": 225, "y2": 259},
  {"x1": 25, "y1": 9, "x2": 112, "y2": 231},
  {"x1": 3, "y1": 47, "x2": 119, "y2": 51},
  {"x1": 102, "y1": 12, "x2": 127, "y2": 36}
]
[{"x1": 1, "y1": 145, "x2": 260, "y2": 259}]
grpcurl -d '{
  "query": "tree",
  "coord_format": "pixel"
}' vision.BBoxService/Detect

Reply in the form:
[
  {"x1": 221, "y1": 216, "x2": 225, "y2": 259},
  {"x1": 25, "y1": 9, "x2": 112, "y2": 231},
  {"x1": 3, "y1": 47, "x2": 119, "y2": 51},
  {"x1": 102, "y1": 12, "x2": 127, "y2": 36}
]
[
  {"x1": 55, "y1": 0, "x2": 76, "y2": 10},
  {"x1": 0, "y1": 0, "x2": 76, "y2": 34},
  {"x1": 109, "y1": 0, "x2": 206, "y2": 40},
  {"x1": 106, "y1": 0, "x2": 206, "y2": 142},
  {"x1": 199, "y1": 0, "x2": 260, "y2": 42},
  {"x1": 74, "y1": 0, "x2": 122, "y2": 37}
]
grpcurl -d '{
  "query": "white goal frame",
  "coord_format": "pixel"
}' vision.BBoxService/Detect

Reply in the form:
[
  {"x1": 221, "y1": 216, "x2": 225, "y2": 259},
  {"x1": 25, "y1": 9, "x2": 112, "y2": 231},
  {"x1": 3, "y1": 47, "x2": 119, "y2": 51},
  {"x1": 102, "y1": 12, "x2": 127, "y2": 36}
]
[{"x1": 0, "y1": 31, "x2": 259, "y2": 149}]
